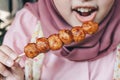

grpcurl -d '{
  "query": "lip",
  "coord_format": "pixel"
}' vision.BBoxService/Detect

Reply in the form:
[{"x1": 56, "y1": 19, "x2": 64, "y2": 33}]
[
  {"x1": 72, "y1": 6, "x2": 98, "y2": 22},
  {"x1": 72, "y1": 4, "x2": 98, "y2": 10},
  {"x1": 73, "y1": 11, "x2": 97, "y2": 22}
]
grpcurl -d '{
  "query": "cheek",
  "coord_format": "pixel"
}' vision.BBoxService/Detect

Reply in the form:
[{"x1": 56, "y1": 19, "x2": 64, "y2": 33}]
[
  {"x1": 99, "y1": 0, "x2": 114, "y2": 10},
  {"x1": 53, "y1": 0, "x2": 72, "y2": 17},
  {"x1": 95, "y1": 0, "x2": 114, "y2": 23},
  {"x1": 53, "y1": 0, "x2": 71, "y2": 10}
]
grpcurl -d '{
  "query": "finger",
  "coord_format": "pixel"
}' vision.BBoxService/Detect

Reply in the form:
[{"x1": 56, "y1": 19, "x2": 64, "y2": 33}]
[
  {"x1": 0, "y1": 75, "x2": 4, "y2": 80},
  {"x1": 0, "y1": 45, "x2": 17, "y2": 60},
  {"x1": 0, "y1": 63, "x2": 11, "y2": 77},
  {"x1": 0, "y1": 50, "x2": 14, "y2": 67},
  {"x1": 12, "y1": 63, "x2": 21, "y2": 72},
  {"x1": 11, "y1": 63, "x2": 24, "y2": 78}
]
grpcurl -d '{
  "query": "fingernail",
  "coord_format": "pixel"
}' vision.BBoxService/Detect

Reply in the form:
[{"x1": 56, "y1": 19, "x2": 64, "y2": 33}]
[
  {"x1": 6, "y1": 59, "x2": 14, "y2": 67},
  {"x1": 10, "y1": 53, "x2": 17, "y2": 60}
]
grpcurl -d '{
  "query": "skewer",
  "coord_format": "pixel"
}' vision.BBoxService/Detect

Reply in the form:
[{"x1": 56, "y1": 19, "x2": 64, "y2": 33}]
[
  {"x1": 24, "y1": 21, "x2": 99, "y2": 58},
  {"x1": 15, "y1": 53, "x2": 25, "y2": 63}
]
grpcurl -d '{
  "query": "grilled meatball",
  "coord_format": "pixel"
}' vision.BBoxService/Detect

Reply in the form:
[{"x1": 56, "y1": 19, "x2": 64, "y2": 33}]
[
  {"x1": 59, "y1": 29, "x2": 73, "y2": 45},
  {"x1": 71, "y1": 26, "x2": 86, "y2": 42},
  {"x1": 82, "y1": 21, "x2": 98, "y2": 34},
  {"x1": 48, "y1": 34, "x2": 63, "y2": 50},
  {"x1": 36, "y1": 37, "x2": 50, "y2": 53},
  {"x1": 24, "y1": 43, "x2": 39, "y2": 58}
]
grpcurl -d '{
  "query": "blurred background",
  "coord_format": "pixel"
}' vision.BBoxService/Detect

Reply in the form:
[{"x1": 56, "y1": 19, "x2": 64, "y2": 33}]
[{"x1": 0, "y1": 0, "x2": 37, "y2": 45}]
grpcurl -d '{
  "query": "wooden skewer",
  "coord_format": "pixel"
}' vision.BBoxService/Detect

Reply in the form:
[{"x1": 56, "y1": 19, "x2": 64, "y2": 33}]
[
  {"x1": 24, "y1": 21, "x2": 99, "y2": 58},
  {"x1": 15, "y1": 53, "x2": 25, "y2": 63}
]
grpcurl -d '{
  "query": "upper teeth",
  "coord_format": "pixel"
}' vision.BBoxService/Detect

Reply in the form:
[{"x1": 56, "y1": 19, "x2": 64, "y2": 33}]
[{"x1": 77, "y1": 8, "x2": 91, "y2": 12}]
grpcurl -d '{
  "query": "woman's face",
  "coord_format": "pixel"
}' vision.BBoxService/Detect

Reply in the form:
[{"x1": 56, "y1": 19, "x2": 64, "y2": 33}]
[{"x1": 53, "y1": 0, "x2": 115, "y2": 26}]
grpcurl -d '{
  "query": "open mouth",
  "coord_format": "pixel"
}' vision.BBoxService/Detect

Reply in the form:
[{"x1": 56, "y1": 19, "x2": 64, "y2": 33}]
[
  {"x1": 73, "y1": 7, "x2": 98, "y2": 16},
  {"x1": 72, "y1": 7, "x2": 98, "y2": 22}
]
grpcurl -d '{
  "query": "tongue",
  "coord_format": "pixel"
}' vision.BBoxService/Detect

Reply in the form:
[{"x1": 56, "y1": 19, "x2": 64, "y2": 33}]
[
  {"x1": 80, "y1": 12, "x2": 91, "y2": 16},
  {"x1": 74, "y1": 11, "x2": 97, "y2": 22}
]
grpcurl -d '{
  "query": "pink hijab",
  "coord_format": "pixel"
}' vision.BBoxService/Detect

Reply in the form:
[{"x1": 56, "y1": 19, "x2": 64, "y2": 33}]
[{"x1": 25, "y1": 0, "x2": 120, "y2": 61}]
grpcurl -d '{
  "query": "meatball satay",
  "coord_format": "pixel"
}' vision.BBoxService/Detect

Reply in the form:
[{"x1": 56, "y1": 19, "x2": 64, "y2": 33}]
[
  {"x1": 24, "y1": 21, "x2": 99, "y2": 58},
  {"x1": 71, "y1": 26, "x2": 86, "y2": 42},
  {"x1": 48, "y1": 34, "x2": 63, "y2": 50},
  {"x1": 24, "y1": 43, "x2": 40, "y2": 58},
  {"x1": 82, "y1": 21, "x2": 98, "y2": 34},
  {"x1": 58, "y1": 29, "x2": 73, "y2": 45},
  {"x1": 36, "y1": 37, "x2": 50, "y2": 53}
]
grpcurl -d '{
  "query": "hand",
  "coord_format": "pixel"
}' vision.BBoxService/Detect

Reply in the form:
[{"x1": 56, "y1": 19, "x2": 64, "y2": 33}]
[{"x1": 0, "y1": 45, "x2": 24, "y2": 80}]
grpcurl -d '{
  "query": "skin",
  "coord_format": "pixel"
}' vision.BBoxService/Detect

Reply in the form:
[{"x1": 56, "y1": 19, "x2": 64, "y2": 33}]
[
  {"x1": 0, "y1": 0, "x2": 115, "y2": 79},
  {"x1": 53, "y1": 0, "x2": 115, "y2": 26},
  {"x1": 0, "y1": 45, "x2": 24, "y2": 80}
]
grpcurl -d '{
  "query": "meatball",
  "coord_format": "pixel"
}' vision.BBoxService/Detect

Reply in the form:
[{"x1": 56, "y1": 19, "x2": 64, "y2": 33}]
[
  {"x1": 59, "y1": 29, "x2": 73, "y2": 45},
  {"x1": 36, "y1": 37, "x2": 50, "y2": 53},
  {"x1": 71, "y1": 26, "x2": 86, "y2": 42},
  {"x1": 82, "y1": 21, "x2": 98, "y2": 34},
  {"x1": 24, "y1": 43, "x2": 39, "y2": 58},
  {"x1": 48, "y1": 34, "x2": 63, "y2": 50}
]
